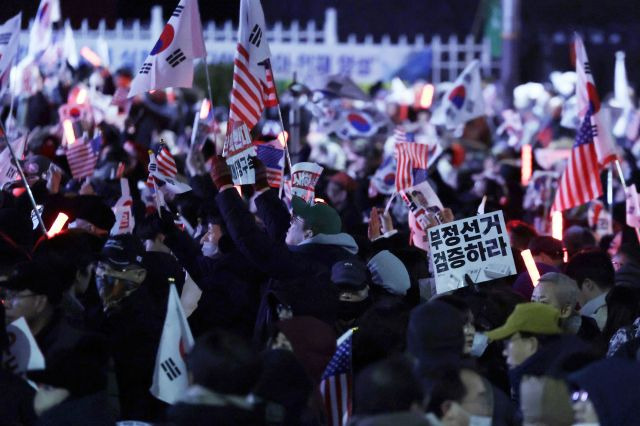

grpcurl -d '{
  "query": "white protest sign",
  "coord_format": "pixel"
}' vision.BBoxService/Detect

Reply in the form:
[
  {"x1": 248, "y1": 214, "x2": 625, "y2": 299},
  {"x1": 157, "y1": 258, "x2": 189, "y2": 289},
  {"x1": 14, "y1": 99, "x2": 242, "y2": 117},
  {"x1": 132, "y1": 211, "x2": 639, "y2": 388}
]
[
  {"x1": 111, "y1": 178, "x2": 135, "y2": 235},
  {"x1": 400, "y1": 180, "x2": 444, "y2": 231},
  {"x1": 291, "y1": 162, "x2": 323, "y2": 202},
  {"x1": 0, "y1": 135, "x2": 27, "y2": 187},
  {"x1": 2, "y1": 317, "x2": 45, "y2": 375},
  {"x1": 427, "y1": 210, "x2": 516, "y2": 294},
  {"x1": 223, "y1": 122, "x2": 256, "y2": 185}
]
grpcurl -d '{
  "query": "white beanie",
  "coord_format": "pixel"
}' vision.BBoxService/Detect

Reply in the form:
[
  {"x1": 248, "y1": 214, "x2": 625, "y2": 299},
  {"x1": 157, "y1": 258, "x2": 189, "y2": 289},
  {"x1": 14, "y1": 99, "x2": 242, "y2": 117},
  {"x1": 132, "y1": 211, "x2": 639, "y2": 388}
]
[{"x1": 367, "y1": 250, "x2": 411, "y2": 295}]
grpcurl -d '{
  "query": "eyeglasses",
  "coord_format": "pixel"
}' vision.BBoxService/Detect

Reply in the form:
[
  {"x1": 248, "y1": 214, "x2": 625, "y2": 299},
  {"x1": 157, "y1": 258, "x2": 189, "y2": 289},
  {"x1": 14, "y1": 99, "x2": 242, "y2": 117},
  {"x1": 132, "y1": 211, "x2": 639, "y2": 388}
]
[
  {"x1": 572, "y1": 390, "x2": 589, "y2": 403},
  {"x1": 0, "y1": 290, "x2": 39, "y2": 306}
]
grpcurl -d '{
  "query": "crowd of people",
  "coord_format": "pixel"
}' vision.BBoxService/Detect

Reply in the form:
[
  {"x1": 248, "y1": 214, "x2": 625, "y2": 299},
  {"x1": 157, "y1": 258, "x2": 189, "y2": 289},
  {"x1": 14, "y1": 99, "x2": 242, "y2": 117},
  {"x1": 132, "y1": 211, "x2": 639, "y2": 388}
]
[{"x1": 2, "y1": 35, "x2": 640, "y2": 426}]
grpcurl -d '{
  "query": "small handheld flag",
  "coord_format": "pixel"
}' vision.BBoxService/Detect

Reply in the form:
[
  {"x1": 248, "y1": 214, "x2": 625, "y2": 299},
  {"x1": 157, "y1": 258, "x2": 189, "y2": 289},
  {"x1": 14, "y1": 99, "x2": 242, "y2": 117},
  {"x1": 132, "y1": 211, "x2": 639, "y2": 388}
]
[
  {"x1": 320, "y1": 329, "x2": 354, "y2": 426},
  {"x1": 432, "y1": 60, "x2": 485, "y2": 129},
  {"x1": 65, "y1": 136, "x2": 102, "y2": 179},
  {"x1": 150, "y1": 283, "x2": 195, "y2": 404}
]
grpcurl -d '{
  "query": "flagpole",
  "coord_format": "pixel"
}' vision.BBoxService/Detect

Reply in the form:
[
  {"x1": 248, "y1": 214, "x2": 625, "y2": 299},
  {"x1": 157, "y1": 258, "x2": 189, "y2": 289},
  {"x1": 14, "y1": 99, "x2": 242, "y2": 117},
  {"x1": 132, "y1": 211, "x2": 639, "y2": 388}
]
[
  {"x1": 202, "y1": 58, "x2": 215, "y2": 108},
  {"x1": 267, "y1": 59, "x2": 292, "y2": 198},
  {"x1": 0, "y1": 122, "x2": 47, "y2": 235},
  {"x1": 4, "y1": 55, "x2": 17, "y2": 136}
]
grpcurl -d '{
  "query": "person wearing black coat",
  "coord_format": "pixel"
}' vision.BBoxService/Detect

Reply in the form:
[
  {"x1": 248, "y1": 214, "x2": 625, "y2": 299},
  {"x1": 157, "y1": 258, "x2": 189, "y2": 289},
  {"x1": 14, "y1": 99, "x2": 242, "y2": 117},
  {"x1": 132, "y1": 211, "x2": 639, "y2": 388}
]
[
  {"x1": 209, "y1": 157, "x2": 341, "y2": 347},
  {"x1": 96, "y1": 234, "x2": 172, "y2": 422},
  {"x1": 162, "y1": 216, "x2": 265, "y2": 340}
]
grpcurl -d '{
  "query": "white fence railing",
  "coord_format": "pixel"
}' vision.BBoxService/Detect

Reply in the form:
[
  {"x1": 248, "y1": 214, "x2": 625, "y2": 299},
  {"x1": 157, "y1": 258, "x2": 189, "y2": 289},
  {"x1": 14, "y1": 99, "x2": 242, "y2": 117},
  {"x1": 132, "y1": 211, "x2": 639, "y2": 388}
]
[{"x1": 18, "y1": 7, "x2": 499, "y2": 85}]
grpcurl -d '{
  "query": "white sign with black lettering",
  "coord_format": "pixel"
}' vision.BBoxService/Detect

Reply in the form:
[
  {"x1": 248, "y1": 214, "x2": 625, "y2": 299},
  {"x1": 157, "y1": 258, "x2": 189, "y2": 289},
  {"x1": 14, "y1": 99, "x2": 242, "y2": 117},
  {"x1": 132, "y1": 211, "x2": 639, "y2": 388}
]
[
  {"x1": 427, "y1": 210, "x2": 516, "y2": 294},
  {"x1": 223, "y1": 122, "x2": 256, "y2": 185}
]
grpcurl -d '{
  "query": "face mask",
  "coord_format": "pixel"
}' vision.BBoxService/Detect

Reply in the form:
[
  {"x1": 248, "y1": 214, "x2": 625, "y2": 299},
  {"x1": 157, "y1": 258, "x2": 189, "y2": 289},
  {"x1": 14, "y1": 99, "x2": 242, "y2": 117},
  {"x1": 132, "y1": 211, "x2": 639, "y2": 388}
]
[
  {"x1": 201, "y1": 241, "x2": 218, "y2": 258},
  {"x1": 95, "y1": 274, "x2": 141, "y2": 312},
  {"x1": 470, "y1": 332, "x2": 489, "y2": 357},
  {"x1": 338, "y1": 299, "x2": 369, "y2": 321},
  {"x1": 469, "y1": 416, "x2": 492, "y2": 426}
]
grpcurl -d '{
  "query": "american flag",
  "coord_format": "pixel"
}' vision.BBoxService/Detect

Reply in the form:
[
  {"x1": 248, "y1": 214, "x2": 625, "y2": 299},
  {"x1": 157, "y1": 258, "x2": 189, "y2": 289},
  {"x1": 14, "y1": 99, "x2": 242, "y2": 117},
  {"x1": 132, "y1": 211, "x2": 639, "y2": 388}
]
[
  {"x1": 155, "y1": 145, "x2": 178, "y2": 179},
  {"x1": 552, "y1": 107, "x2": 603, "y2": 212},
  {"x1": 262, "y1": 59, "x2": 278, "y2": 108},
  {"x1": 66, "y1": 135, "x2": 101, "y2": 179},
  {"x1": 228, "y1": 0, "x2": 276, "y2": 131},
  {"x1": 229, "y1": 45, "x2": 278, "y2": 131},
  {"x1": 145, "y1": 151, "x2": 169, "y2": 211},
  {"x1": 320, "y1": 329, "x2": 354, "y2": 426},
  {"x1": 574, "y1": 35, "x2": 616, "y2": 166},
  {"x1": 394, "y1": 128, "x2": 415, "y2": 143},
  {"x1": 255, "y1": 140, "x2": 284, "y2": 188},
  {"x1": 395, "y1": 142, "x2": 430, "y2": 192},
  {"x1": 148, "y1": 145, "x2": 192, "y2": 195}
]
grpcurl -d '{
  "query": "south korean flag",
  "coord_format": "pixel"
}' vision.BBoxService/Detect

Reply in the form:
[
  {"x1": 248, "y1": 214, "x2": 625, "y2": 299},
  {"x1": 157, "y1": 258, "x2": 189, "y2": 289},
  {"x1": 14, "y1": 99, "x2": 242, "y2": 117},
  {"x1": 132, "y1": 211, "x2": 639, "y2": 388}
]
[
  {"x1": 150, "y1": 284, "x2": 195, "y2": 404},
  {"x1": 128, "y1": 0, "x2": 206, "y2": 98}
]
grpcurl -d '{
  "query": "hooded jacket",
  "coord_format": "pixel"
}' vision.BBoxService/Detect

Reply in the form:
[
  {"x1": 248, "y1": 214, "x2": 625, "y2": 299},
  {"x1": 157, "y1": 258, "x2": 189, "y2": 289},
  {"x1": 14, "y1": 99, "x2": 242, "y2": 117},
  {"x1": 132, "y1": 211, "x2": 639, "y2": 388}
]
[
  {"x1": 569, "y1": 358, "x2": 640, "y2": 426},
  {"x1": 508, "y1": 334, "x2": 593, "y2": 418},
  {"x1": 216, "y1": 189, "x2": 340, "y2": 346}
]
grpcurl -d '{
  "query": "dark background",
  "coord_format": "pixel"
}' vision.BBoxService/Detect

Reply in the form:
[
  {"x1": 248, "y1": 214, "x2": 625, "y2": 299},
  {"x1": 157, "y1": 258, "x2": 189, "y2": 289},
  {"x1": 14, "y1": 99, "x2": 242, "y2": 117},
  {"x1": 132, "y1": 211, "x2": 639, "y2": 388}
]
[{"x1": 2, "y1": 0, "x2": 640, "y2": 94}]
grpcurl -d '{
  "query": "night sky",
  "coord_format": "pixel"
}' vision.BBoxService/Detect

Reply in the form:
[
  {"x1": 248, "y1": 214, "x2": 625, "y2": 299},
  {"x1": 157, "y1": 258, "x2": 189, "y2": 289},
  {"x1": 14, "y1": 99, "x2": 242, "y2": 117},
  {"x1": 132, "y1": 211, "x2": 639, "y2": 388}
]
[{"x1": 2, "y1": 0, "x2": 640, "y2": 90}]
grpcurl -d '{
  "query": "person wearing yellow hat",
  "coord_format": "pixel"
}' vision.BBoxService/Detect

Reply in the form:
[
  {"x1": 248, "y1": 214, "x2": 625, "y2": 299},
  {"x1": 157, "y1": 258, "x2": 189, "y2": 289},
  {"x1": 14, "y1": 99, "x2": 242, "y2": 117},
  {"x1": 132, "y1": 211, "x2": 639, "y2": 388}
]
[
  {"x1": 485, "y1": 303, "x2": 592, "y2": 423},
  {"x1": 486, "y1": 303, "x2": 563, "y2": 370}
]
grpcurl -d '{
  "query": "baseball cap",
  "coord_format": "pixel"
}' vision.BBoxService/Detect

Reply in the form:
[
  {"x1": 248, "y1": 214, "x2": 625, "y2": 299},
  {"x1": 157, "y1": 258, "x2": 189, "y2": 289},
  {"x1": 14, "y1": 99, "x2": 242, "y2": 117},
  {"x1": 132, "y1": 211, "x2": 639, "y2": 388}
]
[
  {"x1": 100, "y1": 234, "x2": 145, "y2": 268},
  {"x1": 486, "y1": 303, "x2": 563, "y2": 341},
  {"x1": 2, "y1": 260, "x2": 66, "y2": 305},
  {"x1": 331, "y1": 259, "x2": 368, "y2": 291},
  {"x1": 291, "y1": 196, "x2": 342, "y2": 235}
]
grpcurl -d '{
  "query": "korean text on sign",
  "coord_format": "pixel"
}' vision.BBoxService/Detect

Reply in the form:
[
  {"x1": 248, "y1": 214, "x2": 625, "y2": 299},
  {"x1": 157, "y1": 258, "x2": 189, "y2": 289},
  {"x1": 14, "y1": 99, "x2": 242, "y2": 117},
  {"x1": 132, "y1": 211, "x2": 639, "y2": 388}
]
[{"x1": 427, "y1": 210, "x2": 516, "y2": 294}]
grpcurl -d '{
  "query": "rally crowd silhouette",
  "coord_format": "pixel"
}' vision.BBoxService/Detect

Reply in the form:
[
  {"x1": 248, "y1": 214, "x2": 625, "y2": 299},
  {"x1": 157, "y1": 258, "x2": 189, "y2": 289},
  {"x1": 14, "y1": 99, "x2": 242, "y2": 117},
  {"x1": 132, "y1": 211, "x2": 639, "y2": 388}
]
[{"x1": 2, "y1": 0, "x2": 640, "y2": 426}]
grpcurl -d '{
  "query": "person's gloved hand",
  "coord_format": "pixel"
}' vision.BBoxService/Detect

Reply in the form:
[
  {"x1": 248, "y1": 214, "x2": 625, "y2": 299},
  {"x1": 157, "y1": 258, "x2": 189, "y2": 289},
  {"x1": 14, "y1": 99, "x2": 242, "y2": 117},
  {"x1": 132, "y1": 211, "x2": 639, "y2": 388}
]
[
  {"x1": 208, "y1": 155, "x2": 233, "y2": 190},
  {"x1": 251, "y1": 157, "x2": 269, "y2": 192}
]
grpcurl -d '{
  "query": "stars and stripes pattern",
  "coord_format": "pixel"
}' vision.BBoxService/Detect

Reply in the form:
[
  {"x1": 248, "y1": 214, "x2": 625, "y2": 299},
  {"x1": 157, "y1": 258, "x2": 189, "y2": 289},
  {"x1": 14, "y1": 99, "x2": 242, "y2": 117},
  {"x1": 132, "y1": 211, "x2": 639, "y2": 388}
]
[
  {"x1": 255, "y1": 140, "x2": 284, "y2": 188},
  {"x1": 228, "y1": 0, "x2": 277, "y2": 132},
  {"x1": 320, "y1": 329, "x2": 354, "y2": 426},
  {"x1": 156, "y1": 145, "x2": 178, "y2": 179},
  {"x1": 394, "y1": 128, "x2": 415, "y2": 143},
  {"x1": 552, "y1": 107, "x2": 603, "y2": 212},
  {"x1": 66, "y1": 135, "x2": 101, "y2": 179},
  {"x1": 262, "y1": 60, "x2": 278, "y2": 108},
  {"x1": 574, "y1": 35, "x2": 617, "y2": 166},
  {"x1": 395, "y1": 142, "x2": 430, "y2": 192},
  {"x1": 229, "y1": 46, "x2": 277, "y2": 130}
]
